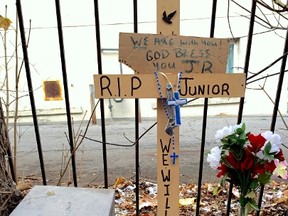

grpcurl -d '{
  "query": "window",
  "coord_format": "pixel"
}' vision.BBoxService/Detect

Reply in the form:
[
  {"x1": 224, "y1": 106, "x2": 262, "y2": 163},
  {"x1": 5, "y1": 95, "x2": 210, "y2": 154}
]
[
  {"x1": 226, "y1": 38, "x2": 239, "y2": 73},
  {"x1": 43, "y1": 80, "x2": 63, "y2": 101}
]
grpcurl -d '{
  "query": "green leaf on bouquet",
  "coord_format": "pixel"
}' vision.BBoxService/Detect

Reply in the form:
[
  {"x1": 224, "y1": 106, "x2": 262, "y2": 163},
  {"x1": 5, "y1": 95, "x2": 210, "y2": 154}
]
[
  {"x1": 237, "y1": 127, "x2": 246, "y2": 139},
  {"x1": 257, "y1": 173, "x2": 271, "y2": 185},
  {"x1": 239, "y1": 132, "x2": 247, "y2": 141},
  {"x1": 235, "y1": 127, "x2": 243, "y2": 135},
  {"x1": 220, "y1": 174, "x2": 228, "y2": 186},
  {"x1": 263, "y1": 142, "x2": 272, "y2": 154},
  {"x1": 248, "y1": 199, "x2": 259, "y2": 211},
  {"x1": 220, "y1": 138, "x2": 229, "y2": 146},
  {"x1": 249, "y1": 179, "x2": 259, "y2": 190}
]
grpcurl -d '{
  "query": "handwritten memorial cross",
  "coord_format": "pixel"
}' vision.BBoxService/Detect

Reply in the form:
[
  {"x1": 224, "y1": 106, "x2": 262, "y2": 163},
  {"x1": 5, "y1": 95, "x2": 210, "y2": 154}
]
[
  {"x1": 94, "y1": 37, "x2": 246, "y2": 215},
  {"x1": 156, "y1": 2, "x2": 181, "y2": 215},
  {"x1": 93, "y1": 1, "x2": 246, "y2": 215}
]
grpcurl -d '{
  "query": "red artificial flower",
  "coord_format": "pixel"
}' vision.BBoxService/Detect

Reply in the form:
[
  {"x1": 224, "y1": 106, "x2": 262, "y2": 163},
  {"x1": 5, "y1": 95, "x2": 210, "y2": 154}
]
[
  {"x1": 253, "y1": 163, "x2": 265, "y2": 175},
  {"x1": 247, "y1": 133, "x2": 266, "y2": 153},
  {"x1": 265, "y1": 161, "x2": 276, "y2": 173},
  {"x1": 275, "y1": 149, "x2": 285, "y2": 161},
  {"x1": 217, "y1": 164, "x2": 228, "y2": 178},
  {"x1": 226, "y1": 153, "x2": 239, "y2": 170},
  {"x1": 240, "y1": 150, "x2": 255, "y2": 171}
]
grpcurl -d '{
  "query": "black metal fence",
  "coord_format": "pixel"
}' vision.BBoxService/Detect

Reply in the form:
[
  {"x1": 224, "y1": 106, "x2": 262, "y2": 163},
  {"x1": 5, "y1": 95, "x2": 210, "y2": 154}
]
[{"x1": 6, "y1": 0, "x2": 288, "y2": 215}]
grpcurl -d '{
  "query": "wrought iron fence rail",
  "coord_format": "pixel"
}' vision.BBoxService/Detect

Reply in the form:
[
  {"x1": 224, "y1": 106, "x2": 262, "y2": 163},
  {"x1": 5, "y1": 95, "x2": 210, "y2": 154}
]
[{"x1": 11, "y1": 1, "x2": 287, "y2": 215}]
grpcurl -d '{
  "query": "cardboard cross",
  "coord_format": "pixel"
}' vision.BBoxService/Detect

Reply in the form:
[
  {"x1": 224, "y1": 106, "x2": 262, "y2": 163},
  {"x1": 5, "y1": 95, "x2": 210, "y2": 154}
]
[{"x1": 93, "y1": 1, "x2": 246, "y2": 215}]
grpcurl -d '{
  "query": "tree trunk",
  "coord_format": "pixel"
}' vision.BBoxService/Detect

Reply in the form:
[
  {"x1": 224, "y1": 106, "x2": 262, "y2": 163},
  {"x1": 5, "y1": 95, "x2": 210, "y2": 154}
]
[{"x1": 0, "y1": 102, "x2": 22, "y2": 216}]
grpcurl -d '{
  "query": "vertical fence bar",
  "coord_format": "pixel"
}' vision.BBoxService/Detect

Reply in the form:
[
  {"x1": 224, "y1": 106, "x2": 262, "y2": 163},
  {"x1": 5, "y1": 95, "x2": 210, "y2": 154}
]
[
  {"x1": 256, "y1": 25, "x2": 288, "y2": 216},
  {"x1": 93, "y1": 0, "x2": 108, "y2": 188},
  {"x1": 54, "y1": 0, "x2": 78, "y2": 187},
  {"x1": 15, "y1": 0, "x2": 47, "y2": 185},
  {"x1": 237, "y1": 0, "x2": 257, "y2": 124},
  {"x1": 195, "y1": 1, "x2": 217, "y2": 215},
  {"x1": 6, "y1": 145, "x2": 15, "y2": 182},
  {"x1": 226, "y1": 1, "x2": 257, "y2": 215},
  {"x1": 269, "y1": 27, "x2": 288, "y2": 133},
  {"x1": 133, "y1": 0, "x2": 140, "y2": 215}
]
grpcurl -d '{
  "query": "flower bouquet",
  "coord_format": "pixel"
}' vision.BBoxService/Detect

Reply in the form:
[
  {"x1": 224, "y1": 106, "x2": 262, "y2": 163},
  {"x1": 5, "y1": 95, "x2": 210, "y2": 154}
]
[{"x1": 207, "y1": 123, "x2": 288, "y2": 215}]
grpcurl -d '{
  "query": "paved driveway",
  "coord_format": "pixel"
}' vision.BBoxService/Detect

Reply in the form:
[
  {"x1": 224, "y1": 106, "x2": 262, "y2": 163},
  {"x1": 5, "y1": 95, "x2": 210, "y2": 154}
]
[{"x1": 10, "y1": 116, "x2": 288, "y2": 186}]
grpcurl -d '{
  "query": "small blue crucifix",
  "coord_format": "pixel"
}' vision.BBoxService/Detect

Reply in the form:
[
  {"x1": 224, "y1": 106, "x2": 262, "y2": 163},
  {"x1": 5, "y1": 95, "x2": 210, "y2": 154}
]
[
  {"x1": 167, "y1": 91, "x2": 187, "y2": 126},
  {"x1": 170, "y1": 152, "x2": 179, "y2": 164}
]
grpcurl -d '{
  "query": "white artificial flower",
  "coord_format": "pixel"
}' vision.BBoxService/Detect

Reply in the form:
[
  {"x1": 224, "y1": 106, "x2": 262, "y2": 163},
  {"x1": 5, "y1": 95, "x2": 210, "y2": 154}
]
[
  {"x1": 261, "y1": 131, "x2": 281, "y2": 146},
  {"x1": 215, "y1": 124, "x2": 242, "y2": 142},
  {"x1": 256, "y1": 151, "x2": 264, "y2": 159},
  {"x1": 207, "y1": 146, "x2": 222, "y2": 170},
  {"x1": 261, "y1": 131, "x2": 281, "y2": 154}
]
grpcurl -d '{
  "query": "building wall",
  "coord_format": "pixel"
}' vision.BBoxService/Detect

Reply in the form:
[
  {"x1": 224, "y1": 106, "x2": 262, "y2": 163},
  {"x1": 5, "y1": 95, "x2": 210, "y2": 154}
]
[{"x1": 0, "y1": 0, "x2": 287, "y2": 122}]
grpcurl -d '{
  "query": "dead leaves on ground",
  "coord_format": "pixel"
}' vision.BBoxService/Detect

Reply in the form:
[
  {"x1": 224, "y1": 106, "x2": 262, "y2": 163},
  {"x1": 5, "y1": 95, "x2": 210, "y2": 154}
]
[
  {"x1": 15, "y1": 175, "x2": 288, "y2": 215},
  {"x1": 113, "y1": 177, "x2": 288, "y2": 216}
]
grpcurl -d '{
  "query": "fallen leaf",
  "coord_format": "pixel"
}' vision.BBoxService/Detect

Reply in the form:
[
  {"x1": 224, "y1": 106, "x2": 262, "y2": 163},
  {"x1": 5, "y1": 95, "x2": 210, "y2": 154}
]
[
  {"x1": 114, "y1": 176, "x2": 126, "y2": 188},
  {"x1": 47, "y1": 191, "x2": 55, "y2": 196},
  {"x1": 179, "y1": 198, "x2": 196, "y2": 206},
  {"x1": 232, "y1": 187, "x2": 240, "y2": 198},
  {"x1": 245, "y1": 191, "x2": 256, "y2": 199},
  {"x1": 139, "y1": 194, "x2": 157, "y2": 209},
  {"x1": 16, "y1": 182, "x2": 32, "y2": 191},
  {"x1": 212, "y1": 185, "x2": 219, "y2": 196},
  {"x1": 283, "y1": 189, "x2": 288, "y2": 197}
]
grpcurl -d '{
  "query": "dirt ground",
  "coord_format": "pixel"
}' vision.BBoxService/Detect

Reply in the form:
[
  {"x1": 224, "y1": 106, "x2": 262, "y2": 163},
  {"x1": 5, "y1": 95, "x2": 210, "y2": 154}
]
[{"x1": 9, "y1": 116, "x2": 288, "y2": 187}]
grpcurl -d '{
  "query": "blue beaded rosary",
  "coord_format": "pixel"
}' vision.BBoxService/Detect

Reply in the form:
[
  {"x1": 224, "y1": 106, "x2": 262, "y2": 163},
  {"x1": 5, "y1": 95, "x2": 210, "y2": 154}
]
[{"x1": 154, "y1": 71, "x2": 187, "y2": 164}]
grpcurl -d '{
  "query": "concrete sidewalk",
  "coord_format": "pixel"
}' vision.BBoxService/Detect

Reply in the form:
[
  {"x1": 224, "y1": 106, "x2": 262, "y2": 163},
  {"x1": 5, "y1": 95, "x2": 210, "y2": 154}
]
[{"x1": 11, "y1": 116, "x2": 288, "y2": 186}]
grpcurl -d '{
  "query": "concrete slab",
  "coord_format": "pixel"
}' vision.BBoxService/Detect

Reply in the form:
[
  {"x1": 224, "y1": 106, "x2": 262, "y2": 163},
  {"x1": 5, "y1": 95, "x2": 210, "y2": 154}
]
[{"x1": 10, "y1": 185, "x2": 115, "y2": 216}]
